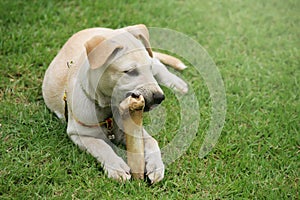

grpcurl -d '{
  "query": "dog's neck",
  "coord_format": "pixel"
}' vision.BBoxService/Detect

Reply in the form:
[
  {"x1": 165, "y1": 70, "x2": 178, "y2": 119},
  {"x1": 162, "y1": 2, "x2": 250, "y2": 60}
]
[
  {"x1": 78, "y1": 62, "x2": 112, "y2": 109},
  {"x1": 80, "y1": 81, "x2": 110, "y2": 107}
]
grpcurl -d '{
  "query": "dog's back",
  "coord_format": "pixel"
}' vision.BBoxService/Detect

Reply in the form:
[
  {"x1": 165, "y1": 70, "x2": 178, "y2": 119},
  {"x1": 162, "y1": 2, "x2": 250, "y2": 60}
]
[{"x1": 42, "y1": 28, "x2": 113, "y2": 119}]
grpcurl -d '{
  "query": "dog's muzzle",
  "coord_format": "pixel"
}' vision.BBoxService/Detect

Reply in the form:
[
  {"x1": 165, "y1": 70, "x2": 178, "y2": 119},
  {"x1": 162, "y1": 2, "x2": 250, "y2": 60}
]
[{"x1": 126, "y1": 91, "x2": 165, "y2": 111}]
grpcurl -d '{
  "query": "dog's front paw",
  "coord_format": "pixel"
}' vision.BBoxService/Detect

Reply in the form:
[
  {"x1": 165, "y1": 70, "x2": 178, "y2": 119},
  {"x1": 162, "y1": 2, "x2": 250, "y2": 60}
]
[
  {"x1": 170, "y1": 74, "x2": 188, "y2": 94},
  {"x1": 161, "y1": 73, "x2": 188, "y2": 94},
  {"x1": 145, "y1": 157, "x2": 165, "y2": 184},
  {"x1": 103, "y1": 158, "x2": 131, "y2": 182}
]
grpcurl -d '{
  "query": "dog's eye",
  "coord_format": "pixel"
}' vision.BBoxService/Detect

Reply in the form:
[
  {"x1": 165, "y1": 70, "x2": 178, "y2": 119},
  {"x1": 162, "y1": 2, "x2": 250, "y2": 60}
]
[{"x1": 123, "y1": 69, "x2": 139, "y2": 76}]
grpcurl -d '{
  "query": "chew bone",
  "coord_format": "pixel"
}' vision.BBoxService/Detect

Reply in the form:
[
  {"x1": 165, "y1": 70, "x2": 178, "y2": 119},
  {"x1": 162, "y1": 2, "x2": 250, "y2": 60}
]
[{"x1": 119, "y1": 95, "x2": 145, "y2": 179}]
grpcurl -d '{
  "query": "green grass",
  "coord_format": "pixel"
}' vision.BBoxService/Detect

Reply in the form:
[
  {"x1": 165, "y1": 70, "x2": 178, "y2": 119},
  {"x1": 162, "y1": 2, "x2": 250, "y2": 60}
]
[{"x1": 0, "y1": 0, "x2": 299, "y2": 199}]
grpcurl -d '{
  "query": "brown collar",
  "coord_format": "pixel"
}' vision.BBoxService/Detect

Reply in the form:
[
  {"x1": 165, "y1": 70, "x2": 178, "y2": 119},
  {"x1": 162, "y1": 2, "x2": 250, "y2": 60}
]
[{"x1": 63, "y1": 91, "x2": 114, "y2": 138}]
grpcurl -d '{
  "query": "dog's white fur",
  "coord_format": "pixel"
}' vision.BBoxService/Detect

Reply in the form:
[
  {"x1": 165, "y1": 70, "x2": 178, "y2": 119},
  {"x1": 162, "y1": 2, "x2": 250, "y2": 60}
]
[{"x1": 42, "y1": 24, "x2": 188, "y2": 183}]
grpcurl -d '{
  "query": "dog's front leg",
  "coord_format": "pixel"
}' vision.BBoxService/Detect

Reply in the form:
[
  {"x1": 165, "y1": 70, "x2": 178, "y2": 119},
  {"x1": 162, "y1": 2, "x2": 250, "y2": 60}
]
[
  {"x1": 69, "y1": 135, "x2": 131, "y2": 181},
  {"x1": 152, "y1": 58, "x2": 188, "y2": 94},
  {"x1": 143, "y1": 129, "x2": 165, "y2": 183}
]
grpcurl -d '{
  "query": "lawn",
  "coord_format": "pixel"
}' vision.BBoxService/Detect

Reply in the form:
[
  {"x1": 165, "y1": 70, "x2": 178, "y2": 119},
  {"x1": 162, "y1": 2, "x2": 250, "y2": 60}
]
[{"x1": 0, "y1": 0, "x2": 299, "y2": 199}]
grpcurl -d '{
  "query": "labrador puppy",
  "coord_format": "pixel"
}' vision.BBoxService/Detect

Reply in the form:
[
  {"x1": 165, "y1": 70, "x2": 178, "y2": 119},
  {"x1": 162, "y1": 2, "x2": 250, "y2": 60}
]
[{"x1": 42, "y1": 24, "x2": 188, "y2": 183}]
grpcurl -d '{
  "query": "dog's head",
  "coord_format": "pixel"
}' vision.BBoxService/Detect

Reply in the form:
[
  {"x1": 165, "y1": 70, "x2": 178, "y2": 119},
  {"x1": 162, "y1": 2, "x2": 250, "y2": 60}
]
[{"x1": 84, "y1": 24, "x2": 164, "y2": 111}]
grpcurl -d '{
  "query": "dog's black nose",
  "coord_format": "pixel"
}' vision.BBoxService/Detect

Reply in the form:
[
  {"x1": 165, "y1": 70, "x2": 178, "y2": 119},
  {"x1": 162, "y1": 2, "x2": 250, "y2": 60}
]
[{"x1": 153, "y1": 93, "x2": 165, "y2": 104}]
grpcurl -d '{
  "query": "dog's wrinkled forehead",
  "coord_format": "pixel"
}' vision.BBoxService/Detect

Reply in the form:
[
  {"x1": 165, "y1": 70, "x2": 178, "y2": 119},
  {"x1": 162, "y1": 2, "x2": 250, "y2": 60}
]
[
  {"x1": 86, "y1": 26, "x2": 153, "y2": 70},
  {"x1": 112, "y1": 52, "x2": 151, "y2": 71},
  {"x1": 119, "y1": 32, "x2": 150, "y2": 53},
  {"x1": 109, "y1": 32, "x2": 152, "y2": 70},
  {"x1": 111, "y1": 31, "x2": 147, "y2": 52}
]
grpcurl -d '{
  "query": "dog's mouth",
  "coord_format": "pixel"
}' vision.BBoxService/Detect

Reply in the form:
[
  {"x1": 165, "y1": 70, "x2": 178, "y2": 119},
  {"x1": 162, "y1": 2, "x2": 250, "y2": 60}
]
[
  {"x1": 125, "y1": 92, "x2": 165, "y2": 112},
  {"x1": 144, "y1": 103, "x2": 160, "y2": 112},
  {"x1": 140, "y1": 94, "x2": 165, "y2": 112}
]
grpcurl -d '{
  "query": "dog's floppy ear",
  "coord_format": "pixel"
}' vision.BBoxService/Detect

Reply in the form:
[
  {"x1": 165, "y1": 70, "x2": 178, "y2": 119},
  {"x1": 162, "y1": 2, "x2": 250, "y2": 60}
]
[
  {"x1": 85, "y1": 35, "x2": 123, "y2": 69},
  {"x1": 123, "y1": 24, "x2": 153, "y2": 57}
]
